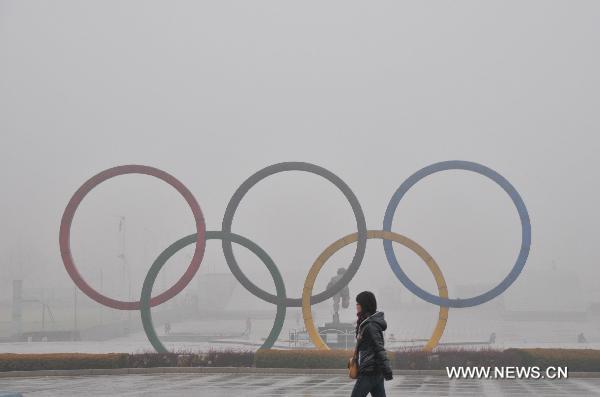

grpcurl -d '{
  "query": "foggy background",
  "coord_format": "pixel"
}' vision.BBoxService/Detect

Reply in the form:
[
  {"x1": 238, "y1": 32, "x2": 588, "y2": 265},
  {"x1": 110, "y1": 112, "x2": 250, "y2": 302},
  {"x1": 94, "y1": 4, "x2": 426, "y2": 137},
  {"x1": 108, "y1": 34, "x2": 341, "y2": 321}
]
[{"x1": 0, "y1": 1, "x2": 599, "y2": 351}]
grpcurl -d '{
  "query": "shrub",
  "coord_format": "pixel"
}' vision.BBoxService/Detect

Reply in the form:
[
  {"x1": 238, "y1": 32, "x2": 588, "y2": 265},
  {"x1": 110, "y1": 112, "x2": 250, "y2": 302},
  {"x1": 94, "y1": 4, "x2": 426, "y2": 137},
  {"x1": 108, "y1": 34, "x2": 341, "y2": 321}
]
[
  {"x1": 255, "y1": 349, "x2": 353, "y2": 368},
  {"x1": 128, "y1": 352, "x2": 179, "y2": 368},
  {"x1": 128, "y1": 349, "x2": 254, "y2": 368},
  {"x1": 204, "y1": 349, "x2": 254, "y2": 367},
  {"x1": 505, "y1": 348, "x2": 600, "y2": 372},
  {"x1": 0, "y1": 353, "x2": 128, "y2": 372},
  {"x1": 1, "y1": 348, "x2": 599, "y2": 372},
  {"x1": 392, "y1": 348, "x2": 514, "y2": 370}
]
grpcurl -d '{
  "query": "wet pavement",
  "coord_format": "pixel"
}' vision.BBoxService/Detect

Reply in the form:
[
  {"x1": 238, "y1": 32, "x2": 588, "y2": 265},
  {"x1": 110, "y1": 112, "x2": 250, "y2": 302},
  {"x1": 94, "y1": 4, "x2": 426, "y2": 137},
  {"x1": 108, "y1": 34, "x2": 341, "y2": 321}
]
[{"x1": 1, "y1": 373, "x2": 600, "y2": 396}]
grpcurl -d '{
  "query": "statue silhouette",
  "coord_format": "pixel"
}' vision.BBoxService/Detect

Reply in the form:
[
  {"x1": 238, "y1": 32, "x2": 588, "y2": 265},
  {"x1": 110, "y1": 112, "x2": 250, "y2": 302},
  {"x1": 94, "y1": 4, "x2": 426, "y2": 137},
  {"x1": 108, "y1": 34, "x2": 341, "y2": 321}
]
[{"x1": 327, "y1": 268, "x2": 349, "y2": 324}]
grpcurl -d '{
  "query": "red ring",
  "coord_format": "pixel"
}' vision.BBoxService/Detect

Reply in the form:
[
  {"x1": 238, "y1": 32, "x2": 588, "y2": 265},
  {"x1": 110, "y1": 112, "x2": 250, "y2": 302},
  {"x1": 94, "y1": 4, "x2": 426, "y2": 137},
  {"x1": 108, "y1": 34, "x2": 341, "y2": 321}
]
[{"x1": 59, "y1": 165, "x2": 206, "y2": 310}]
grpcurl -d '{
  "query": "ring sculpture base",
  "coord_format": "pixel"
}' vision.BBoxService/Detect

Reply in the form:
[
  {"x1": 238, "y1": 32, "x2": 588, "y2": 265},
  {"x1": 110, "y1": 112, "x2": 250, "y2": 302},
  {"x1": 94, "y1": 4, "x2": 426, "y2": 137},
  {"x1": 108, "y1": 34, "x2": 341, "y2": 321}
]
[{"x1": 318, "y1": 322, "x2": 356, "y2": 349}]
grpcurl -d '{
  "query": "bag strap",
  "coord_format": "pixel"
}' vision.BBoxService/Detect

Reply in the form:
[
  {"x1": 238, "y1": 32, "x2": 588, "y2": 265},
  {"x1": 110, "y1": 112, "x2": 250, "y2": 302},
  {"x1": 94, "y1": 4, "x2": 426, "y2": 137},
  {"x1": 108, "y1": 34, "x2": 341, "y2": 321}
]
[{"x1": 353, "y1": 327, "x2": 364, "y2": 359}]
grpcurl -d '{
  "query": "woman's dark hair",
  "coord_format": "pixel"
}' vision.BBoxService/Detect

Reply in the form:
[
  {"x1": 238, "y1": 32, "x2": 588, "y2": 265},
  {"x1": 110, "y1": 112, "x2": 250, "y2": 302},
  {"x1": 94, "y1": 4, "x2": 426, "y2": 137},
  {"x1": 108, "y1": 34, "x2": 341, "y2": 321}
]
[{"x1": 356, "y1": 291, "x2": 377, "y2": 315}]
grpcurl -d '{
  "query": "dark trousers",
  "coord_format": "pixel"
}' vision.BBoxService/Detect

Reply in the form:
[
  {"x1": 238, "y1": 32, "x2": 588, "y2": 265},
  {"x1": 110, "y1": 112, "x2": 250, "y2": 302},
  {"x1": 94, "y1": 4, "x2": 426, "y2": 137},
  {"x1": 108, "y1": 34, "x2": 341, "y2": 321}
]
[{"x1": 351, "y1": 374, "x2": 386, "y2": 397}]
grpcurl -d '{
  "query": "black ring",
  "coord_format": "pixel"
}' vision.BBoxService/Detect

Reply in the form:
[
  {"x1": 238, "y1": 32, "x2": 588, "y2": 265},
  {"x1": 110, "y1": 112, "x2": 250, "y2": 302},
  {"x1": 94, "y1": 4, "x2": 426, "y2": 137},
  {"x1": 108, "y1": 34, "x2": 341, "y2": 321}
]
[{"x1": 221, "y1": 162, "x2": 367, "y2": 307}]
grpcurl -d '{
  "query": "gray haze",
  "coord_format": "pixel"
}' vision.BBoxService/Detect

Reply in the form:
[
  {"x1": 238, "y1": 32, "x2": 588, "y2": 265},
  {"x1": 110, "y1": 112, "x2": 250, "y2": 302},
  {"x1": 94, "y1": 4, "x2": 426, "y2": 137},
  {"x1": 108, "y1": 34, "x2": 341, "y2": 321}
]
[{"x1": 0, "y1": 1, "x2": 599, "y2": 349}]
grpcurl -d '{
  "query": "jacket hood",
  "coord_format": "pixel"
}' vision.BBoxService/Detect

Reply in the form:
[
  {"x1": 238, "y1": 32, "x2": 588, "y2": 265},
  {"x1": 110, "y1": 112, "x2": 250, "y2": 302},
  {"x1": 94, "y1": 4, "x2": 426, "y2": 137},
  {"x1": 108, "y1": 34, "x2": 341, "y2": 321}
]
[{"x1": 361, "y1": 311, "x2": 387, "y2": 331}]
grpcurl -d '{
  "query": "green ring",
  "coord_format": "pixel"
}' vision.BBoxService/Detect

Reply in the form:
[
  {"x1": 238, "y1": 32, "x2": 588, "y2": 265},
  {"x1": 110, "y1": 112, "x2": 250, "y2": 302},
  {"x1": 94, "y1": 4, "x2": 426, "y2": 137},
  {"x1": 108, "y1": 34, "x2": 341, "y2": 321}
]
[{"x1": 140, "y1": 231, "x2": 287, "y2": 352}]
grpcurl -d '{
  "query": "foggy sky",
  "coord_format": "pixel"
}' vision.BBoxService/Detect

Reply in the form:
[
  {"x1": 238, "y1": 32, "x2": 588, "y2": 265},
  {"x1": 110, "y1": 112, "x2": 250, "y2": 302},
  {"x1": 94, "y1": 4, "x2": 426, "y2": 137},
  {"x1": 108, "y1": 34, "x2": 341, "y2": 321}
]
[{"x1": 1, "y1": 1, "x2": 599, "y2": 312}]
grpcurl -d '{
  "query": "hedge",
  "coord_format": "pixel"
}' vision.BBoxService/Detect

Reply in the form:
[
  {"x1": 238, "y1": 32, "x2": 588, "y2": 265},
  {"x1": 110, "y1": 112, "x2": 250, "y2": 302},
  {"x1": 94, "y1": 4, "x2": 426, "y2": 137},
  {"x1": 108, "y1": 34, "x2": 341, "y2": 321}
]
[
  {"x1": 504, "y1": 348, "x2": 600, "y2": 372},
  {"x1": 1, "y1": 349, "x2": 599, "y2": 372},
  {"x1": 0, "y1": 350, "x2": 254, "y2": 372},
  {"x1": 128, "y1": 351, "x2": 254, "y2": 368},
  {"x1": 255, "y1": 349, "x2": 356, "y2": 369},
  {"x1": 0, "y1": 353, "x2": 128, "y2": 372},
  {"x1": 393, "y1": 348, "x2": 521, "y2": 370}
]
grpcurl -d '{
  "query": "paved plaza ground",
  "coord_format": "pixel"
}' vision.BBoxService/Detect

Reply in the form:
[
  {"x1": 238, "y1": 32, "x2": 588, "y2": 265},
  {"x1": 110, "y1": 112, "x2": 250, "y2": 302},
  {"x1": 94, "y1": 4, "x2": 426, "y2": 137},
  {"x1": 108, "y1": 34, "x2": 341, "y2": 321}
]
[{"x1": 1, "y1": 373, "x2": 599, "y2": 396}]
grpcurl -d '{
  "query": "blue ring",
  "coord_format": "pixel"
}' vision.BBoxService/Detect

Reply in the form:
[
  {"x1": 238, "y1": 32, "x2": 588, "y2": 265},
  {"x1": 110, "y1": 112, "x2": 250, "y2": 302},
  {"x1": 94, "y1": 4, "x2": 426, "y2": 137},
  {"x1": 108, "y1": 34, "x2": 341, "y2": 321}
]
[{"x1": 383, "y1": 160, "x2": 531, "y2": 308}]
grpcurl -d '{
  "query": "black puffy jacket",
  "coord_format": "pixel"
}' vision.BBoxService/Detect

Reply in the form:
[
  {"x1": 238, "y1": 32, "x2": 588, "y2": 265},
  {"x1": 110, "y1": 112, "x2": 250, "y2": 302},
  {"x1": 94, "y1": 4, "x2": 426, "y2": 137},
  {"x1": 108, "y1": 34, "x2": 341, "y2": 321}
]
[{"x1": 356, "y1": 312, "x2": 393, "y2": 377}]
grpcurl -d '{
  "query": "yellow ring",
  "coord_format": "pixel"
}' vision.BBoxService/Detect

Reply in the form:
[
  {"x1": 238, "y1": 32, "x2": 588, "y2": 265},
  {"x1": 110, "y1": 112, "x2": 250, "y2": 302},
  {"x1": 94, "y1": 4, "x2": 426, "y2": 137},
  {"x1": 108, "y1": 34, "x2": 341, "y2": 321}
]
[{"x1": 302, "y1": 230, "x2": 449, "y2": 352}]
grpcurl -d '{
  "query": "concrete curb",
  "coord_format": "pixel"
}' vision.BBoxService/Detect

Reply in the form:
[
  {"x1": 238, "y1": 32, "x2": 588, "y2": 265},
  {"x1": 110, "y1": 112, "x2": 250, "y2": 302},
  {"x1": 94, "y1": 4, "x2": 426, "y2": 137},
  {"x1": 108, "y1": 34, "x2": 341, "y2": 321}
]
[{"x1": 0, "y1": 367, "x2": 598, "y2": 378}]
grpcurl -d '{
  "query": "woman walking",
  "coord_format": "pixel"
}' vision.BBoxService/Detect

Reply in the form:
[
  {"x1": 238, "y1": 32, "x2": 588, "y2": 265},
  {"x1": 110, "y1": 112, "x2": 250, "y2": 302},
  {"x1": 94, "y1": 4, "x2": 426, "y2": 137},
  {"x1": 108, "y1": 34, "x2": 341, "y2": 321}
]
[{"x1": 351, "y1": 291, "x2": 393, "y2": 397}]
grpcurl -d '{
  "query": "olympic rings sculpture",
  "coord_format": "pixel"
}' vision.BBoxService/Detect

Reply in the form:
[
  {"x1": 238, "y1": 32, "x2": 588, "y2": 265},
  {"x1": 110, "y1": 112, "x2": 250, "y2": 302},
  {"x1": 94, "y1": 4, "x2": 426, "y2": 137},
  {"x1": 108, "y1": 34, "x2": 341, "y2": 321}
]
[{"x1": 59, "y1": 160, "x2": 531, "y2": 352}]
